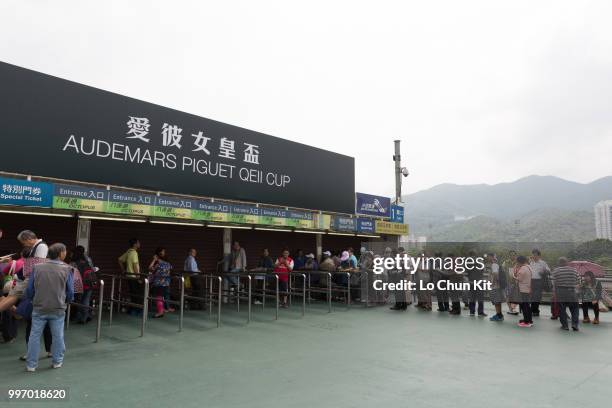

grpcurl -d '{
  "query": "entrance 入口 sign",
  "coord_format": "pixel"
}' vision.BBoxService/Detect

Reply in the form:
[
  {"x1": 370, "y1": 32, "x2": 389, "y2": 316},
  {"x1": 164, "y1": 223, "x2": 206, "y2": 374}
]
[{"x1": 0, "y1": 62, "x2": 355, "y2": 214}]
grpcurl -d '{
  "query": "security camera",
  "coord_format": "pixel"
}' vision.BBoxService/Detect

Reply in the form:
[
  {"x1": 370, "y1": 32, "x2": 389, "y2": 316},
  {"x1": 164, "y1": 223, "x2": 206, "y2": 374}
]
[{"x1": 401, "y1": 167, "x2": 409, "y2": 177}]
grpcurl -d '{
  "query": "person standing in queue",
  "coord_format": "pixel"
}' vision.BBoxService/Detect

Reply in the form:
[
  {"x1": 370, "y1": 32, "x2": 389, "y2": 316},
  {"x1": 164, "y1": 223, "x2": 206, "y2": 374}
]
[
  {"x1": 528, "y1": 249, "x2": 550, "y2": 317},
  {"x1": 447, "y1": 254, "x2": 463, "y2": 315},
  {"x1": 390, "y1": 247, "x2": 409, "y2": 311},
  {"x1": 514, "y1": 256, "x2": 533, "y2": 328},
  {"x1": 433, "y1": 252, "x2": 449, "y2": 312},
  {"x1": 274, "y1": 248, "x2": 294, "y2": 308},
  {"x1": 149, "y1": 247, "x2": 173, "y2": 318},
  {"x1": 118, "y1": 238, "x2": 142, "y2": 316},
  {"x1": 467, "y1": 250, "x2": 486, "y2": 317},
  {"x1": 504, "y1": 250, "x2": 519, "y2": 315},
  {"x1": 488, "y1": 254, "x2": 507, "y2": 322},
  {"x1": 0, "y1": 230, "x2": 48, "y2": 313},
  {"x1": 551, "y1": 257, "x2": 580, "y2": 331},
  {"x1": 25, "y1": 243, "x2": 74, "y2": 372},
  {"x1": 184, "y1": 248, "x2": 204, "y2": 310}
]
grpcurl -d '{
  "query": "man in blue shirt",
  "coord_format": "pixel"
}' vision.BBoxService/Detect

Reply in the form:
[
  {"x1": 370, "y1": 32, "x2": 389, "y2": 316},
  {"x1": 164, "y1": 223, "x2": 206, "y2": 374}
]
[{"x1": 25, "y1": 243, "x2": 74, "y2": 372}]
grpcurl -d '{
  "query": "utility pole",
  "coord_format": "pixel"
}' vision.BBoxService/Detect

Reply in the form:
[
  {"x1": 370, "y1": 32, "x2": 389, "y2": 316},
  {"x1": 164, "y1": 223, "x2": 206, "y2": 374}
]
[
  {"x1": 393, "y1": 140, "x2": 404, "y2": 248},
  {"x1": 393, "y1": 140, "x2": 402, "y2": 204}
]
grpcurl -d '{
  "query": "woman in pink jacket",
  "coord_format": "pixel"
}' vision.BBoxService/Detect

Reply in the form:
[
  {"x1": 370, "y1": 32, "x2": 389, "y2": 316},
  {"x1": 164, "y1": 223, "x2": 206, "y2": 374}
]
[{"x1": 513, "y1": 256, "x2": 533, "y2": 327}]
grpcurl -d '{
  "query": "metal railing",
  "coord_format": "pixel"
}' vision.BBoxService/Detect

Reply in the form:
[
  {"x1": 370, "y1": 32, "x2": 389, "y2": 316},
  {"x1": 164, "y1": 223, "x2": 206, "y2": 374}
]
[
  {"x1": 74, "y1": 268, "x2": 371, "y2": 341},
  {"x1": 65, "y1": 279, "x2": 105, "y2": 342},
  {"x1": 99, "y1": 273, "x2": 149, "y2": 337}
]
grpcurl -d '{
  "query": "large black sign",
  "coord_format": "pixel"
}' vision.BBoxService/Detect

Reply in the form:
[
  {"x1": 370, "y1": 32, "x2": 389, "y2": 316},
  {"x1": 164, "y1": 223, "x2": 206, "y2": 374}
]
[{"x1": 0, "y1": 62, "x2": 355, "y2": 214}]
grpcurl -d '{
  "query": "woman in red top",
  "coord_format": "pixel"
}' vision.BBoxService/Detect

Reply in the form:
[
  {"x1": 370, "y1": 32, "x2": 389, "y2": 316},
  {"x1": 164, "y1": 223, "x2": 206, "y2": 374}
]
[{"x1": 274, "y1": 248, "x2": 294, "y2": 308}]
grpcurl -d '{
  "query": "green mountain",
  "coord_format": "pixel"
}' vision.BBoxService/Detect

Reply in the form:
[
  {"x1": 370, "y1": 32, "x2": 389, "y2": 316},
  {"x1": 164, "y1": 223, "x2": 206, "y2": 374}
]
[{"x1": 403, "y1": 175, "x2": 610, "y2": 242}]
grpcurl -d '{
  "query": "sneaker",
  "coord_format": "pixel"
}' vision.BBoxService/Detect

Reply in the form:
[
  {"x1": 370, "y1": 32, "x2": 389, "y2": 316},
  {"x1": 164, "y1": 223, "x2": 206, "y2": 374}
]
[
  {"x1": 572, "y1": 326, "x2": 579, "y2": 332},
  {"x1": 507, "y1": 311, "x2": 519, "y2": 315},
  {"x1": 26, "y1": 366, "x2": 36, "y2": 372},
  {"x1": 489, "y1": 314, "x2": 504, "y2": 322},
  {"x1": 593, "y1": 319, "x2": 599, "y2": 325},
  {"x1": 469, "y1": 312, "x2": 475, "y2": 316},
  {"x1": 582, "y1": 318, "x2": 591, "y2": 324},
  {"x1": 254, "y1": 300, "x2": 263, "y2": 305},
  {"x1": 560, "y1": 326, "x2": 569, "y2": 331},
  {"x1": 52, "y1": 362, "x2": 62, "y2": 369},
  {"x1": 478, "y1": 313, "x2": 488, "y2": 317},
  {"x1": 518, "y1": 322, "x2": 532, "y2": 328}
]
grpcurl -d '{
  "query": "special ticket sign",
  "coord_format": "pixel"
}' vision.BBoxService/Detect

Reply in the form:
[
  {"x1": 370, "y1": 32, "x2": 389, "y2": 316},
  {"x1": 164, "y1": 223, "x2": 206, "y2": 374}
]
[{"x1": 0, "y1": 62, "x2": 355, "y2": 214}]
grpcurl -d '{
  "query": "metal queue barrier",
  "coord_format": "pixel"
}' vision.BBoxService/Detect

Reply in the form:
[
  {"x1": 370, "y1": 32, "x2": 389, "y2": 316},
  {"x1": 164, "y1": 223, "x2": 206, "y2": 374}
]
[
  {"x1": 99, "y1": 272, "x2": 149, "y2": 337},
  {"x1": 181, "y1": 273, "x2": 222, "y2": 328},
  {"x1": 247, "y1": 272, "x2": 280, "y2": 320},
  {"x1": 65, "y1": 279, "x2": 105, "y2": 342},
  {"x1": 288, "y1": 270, "x2": 369, "y2": 312},
  {"x1": 71, "y1": 269, "x2": 370, "y2": 341},
  {"x1": 143, "y1": 274, "x2": 185, "y2": 332}
]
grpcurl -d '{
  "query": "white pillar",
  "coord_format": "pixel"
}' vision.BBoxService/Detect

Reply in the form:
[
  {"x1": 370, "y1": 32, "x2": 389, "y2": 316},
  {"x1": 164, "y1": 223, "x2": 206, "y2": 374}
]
[
  {"x1": 76, "y1": 218, "x2": 91, "y2": 252},
  {"x1": 223, "y1": 228, "x2": 232, "y2": 255}
]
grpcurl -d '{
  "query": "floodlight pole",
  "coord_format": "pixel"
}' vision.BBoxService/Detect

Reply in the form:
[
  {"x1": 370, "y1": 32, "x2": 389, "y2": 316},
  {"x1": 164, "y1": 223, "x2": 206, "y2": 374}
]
[
  {"x1": 393, "y1": 140, "x2": 402, "y2": 205},
  {"x1": 393, "y1": 140, "x2": 402, "y2": 247}
]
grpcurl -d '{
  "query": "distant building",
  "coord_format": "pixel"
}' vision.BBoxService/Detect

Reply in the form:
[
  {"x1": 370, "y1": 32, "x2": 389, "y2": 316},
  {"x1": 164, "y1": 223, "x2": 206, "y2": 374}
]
[
  {"x1": 594, "y1": 200, "x2": 612, "y2": 240},
  {"x1": 454, "y1": 215, "x2": 476, "y2": 222}
]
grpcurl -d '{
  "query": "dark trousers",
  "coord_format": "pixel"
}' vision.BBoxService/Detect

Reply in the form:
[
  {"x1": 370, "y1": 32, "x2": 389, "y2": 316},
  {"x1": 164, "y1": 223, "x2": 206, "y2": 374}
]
[
  {"x1": 582, "y1": 302, "x2": 599, "y2": 320},
  {"x1": 559, "y1": 302, "x2": 579, "y2": 328},
  {"x1": 520, "y1": 293, "x2": 532, "y2": 323},
  {"x1": 468, "y1": 287, "x2": 484, "y2": 314},
  {"x1": 1, "y1": 310, "x2": 18, "y2": 341},
  {"x1": 436, "y1": 287, "x2": 449, "y2": 310},
  {"x1": 127, "y1": 279, "x2": 143, "y2": 311},
  {"x1": 26, "y1": 319, "x2": 52, "y2": 352},
  {"x1": 189, "y1": 274, "x2": 205, "y2": 309},
  {"x1": 531, "y1": 279, "x2": 543, "y2": 314}
]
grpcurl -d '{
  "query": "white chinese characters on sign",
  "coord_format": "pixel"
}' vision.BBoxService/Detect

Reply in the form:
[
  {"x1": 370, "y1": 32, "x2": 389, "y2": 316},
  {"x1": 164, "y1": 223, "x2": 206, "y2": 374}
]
[
  {"x1": 191, "y1": 131, "x2": 211, "y2": 154},
  {"x1": 124, "y1": 117, "x2": 262, "y2": 164},
  {"x1": 126, "y1": 116, "x2": 151, "y2": 142},
  {"x1": 162, "y1": 123, "x2": 183, "y2": 149},
  {"x1": 243, "y1": 143, "x2": 260, "y2": 164},
  {"x1": 219, "y1": 138, "x2": 236, "y2": 160}
]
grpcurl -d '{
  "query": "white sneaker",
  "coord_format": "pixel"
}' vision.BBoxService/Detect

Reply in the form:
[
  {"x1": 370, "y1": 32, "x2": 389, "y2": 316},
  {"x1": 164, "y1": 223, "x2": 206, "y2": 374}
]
[
  {"x1": 26, "y1": 366, "x2": 36, "y2": 372},
  {"x1": 52, "y1": 362, "x2": 63, "y2": 369},
  {"x1": 254, "y1": 300, "x2": 262, "y2": 305}
]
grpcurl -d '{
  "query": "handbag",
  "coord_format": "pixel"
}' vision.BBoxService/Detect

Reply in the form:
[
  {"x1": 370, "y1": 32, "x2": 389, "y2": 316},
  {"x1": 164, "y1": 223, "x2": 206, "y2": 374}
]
[
  {"x1": 2, "y1": 260, "x2": 17, "y2": 295},
  {"x1": 15, "y1": 297, "x2": 33, "y2": 319}
]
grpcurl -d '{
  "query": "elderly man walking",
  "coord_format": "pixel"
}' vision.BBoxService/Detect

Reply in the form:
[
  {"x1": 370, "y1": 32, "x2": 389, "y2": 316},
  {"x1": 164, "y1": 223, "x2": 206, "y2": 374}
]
[
  {"x1": 25, "y1": 243, "x2": 74, "y2": 372},
  {"x1": 551, "y1": 257, "x2": 579, "y2": 332}
]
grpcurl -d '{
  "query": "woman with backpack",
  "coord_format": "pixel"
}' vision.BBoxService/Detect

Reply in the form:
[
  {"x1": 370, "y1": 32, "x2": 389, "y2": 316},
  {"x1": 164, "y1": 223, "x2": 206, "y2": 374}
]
[{"x1": 70, "y1": 246, "x2": 96, "y2": 324}]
